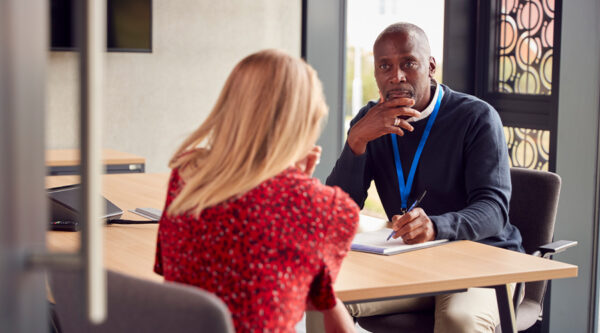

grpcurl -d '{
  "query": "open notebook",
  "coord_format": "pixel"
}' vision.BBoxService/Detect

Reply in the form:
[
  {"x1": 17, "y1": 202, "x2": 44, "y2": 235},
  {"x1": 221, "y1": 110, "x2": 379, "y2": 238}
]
[{"x1": 351, "y1": 228, "x2": 448, "y2": 255}]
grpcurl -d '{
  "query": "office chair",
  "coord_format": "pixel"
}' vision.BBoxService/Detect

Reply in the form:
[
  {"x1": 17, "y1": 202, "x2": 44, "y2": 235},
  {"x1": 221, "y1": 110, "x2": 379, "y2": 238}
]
[
  {"x1": 357, "y1": 167, "x2": 576, "y2": 333},
  {"x1": 49, "y1": 269, "x2": 234, "y2": 333}
]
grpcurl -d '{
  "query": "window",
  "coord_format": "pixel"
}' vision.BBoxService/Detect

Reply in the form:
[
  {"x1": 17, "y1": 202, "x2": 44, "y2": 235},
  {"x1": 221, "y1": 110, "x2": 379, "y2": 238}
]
[
  {"x1": 345, "y1": 0, "x2": 445, "y2": 218},
  {"x1": 478, "y1": 0, "x2": 560, "y2": 171},
  {"x1": 495, "y1": 0, "x2": 555, "y2": 95}
]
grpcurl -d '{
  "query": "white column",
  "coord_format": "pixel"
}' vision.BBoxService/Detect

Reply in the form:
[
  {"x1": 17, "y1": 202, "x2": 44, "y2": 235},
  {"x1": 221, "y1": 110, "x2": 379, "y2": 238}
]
[{"x1": 352, "y1": 46, "x2": 364, "y2": 116}]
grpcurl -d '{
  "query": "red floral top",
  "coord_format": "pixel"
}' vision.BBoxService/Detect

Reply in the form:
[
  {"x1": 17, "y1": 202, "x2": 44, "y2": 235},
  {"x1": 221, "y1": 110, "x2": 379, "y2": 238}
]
[{"x1": 154, "y1": 167, "x2": 359, "y2": 332}]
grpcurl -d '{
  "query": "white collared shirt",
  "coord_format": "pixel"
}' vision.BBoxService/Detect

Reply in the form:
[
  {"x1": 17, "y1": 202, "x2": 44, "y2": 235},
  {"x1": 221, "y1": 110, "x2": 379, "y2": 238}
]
[{"x1": 406, "y1": 82, "x2": 442, "y2": 123}]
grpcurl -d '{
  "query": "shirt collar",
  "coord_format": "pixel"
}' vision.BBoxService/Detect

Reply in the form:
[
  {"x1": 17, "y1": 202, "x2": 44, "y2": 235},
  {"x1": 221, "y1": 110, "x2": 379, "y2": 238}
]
[{"x1": 406, "y1": 81, "x2": 441, "y2": 123}]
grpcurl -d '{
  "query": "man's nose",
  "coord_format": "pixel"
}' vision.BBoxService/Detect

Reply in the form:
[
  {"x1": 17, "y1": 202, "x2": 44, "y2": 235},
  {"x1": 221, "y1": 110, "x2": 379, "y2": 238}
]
[{"x1": 390, "y1": 69, "x2": 407, "y2": 83}]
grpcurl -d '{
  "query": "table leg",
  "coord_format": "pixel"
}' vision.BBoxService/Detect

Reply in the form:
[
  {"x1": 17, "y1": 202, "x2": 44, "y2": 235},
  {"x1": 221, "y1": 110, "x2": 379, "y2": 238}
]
[{"x1": 495, "y1": 284, "x2": 517, "y2": 333}]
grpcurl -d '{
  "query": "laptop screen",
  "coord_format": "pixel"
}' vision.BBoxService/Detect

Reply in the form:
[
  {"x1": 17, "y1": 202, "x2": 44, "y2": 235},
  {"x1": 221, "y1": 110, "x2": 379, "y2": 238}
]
[{"x1": 48, "y1": 184, "x2": 123, "y2": 222}]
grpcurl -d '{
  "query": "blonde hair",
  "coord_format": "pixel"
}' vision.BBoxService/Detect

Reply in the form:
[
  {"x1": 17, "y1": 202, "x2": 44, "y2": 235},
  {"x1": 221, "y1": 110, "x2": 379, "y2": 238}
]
[{"x1": 167, "y1": 49, "x2": 328, "y2": 216}]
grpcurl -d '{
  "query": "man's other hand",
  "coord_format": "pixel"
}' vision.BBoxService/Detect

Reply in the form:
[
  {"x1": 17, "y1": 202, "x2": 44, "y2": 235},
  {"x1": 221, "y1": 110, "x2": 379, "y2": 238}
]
[{"x1": 391, "y1": 207, "x2": 436, "y2": 244}]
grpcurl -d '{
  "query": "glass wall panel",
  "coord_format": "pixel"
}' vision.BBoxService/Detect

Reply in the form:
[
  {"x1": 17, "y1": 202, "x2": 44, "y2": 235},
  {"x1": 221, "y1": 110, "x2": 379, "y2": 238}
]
[
  {"x1": 504, "y1": 126, "x2": 550, "y2": 170},
  {"x1": 495, "y1": 0, "x2": 556, "y2": 95}
]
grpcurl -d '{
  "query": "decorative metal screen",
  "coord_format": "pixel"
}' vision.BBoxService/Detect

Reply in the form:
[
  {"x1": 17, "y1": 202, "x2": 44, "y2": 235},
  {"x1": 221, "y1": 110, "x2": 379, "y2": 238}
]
[
  {"x1": 504, "y1": 126, "x2": 550, "y2": 170},
  {"x1": 496, "y1": 0, "x2": 555, "y2": 95}
]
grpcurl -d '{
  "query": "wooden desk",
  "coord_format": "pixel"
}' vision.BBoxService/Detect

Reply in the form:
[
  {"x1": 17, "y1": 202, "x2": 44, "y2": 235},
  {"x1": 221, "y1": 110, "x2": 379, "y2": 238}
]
[
  {"x1": 46, "y1": 173, "x2": 167, "y2": 282},
  {"x1": 336, "y1": 242, "x2": 575, "y2": 301},
  {"x1": 46, "y1": 149, "x2": 146, "y2": 175},
  {"x1": 46, "y1": 173, "x2": 577, "y2": 332}
]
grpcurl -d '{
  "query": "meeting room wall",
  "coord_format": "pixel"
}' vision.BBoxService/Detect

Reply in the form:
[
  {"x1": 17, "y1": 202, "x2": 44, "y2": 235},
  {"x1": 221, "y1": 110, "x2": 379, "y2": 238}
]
[
  {"x1": 46, "y1": 0, "x2": 301, "y2": 173},
  {"x1": 551, "y1": 0, "x2": 600, "y2": 331}
]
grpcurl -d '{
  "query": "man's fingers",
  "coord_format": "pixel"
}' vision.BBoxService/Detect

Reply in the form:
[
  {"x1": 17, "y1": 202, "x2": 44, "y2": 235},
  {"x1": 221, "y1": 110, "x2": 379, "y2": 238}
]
[
  {"x1": 393, "y1": 210, "x2": 425, "y2": 235},
  {"x1": 374, "y1": 98, "x2": 417, "y2": 112},
  {"x1": 407, "y1": 207, "x2": 424, "y2": 219},
  {"x1": 393, "y1": 209, "x2": 420, "y2": 229},
  {"x1": 396, "y1": 218, "x2": 423, "y2": 238},
  {"x1": 375, "y1": 104, "x2": 420, "y2": 119},
  {"x1": 392, "y1": 213, "x2": 411, "y2": 232},
  {"x1": 402, "y1": 225, "x2": 428, "y2": 244},
  {"x1": 391, "y1": 107, "x2": 421, "y2": 119},
  {"x1": 381, "y1": 97, "x2": 415, "y2": 107},
  {"x1": 392, "y1": 208, "x2": 434, "y2": 243},
  {"x1": 391, "y1": 213, "x2": 407, "y2": 230},
  {"x1": 393, "y1": 118, "x2": 414, "y2": 132},
  {"x1": 388, "y1": 126, "x2": 406, "y2": 137}
]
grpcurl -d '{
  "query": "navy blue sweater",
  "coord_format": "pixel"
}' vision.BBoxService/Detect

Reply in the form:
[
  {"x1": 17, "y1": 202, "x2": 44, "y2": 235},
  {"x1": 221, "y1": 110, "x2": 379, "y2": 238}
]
[{"x1": 326, "y1": 85, "x2": 523, "y2": 252}]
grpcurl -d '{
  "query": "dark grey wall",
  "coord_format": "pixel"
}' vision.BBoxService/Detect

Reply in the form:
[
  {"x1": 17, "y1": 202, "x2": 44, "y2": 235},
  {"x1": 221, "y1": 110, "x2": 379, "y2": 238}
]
[
  {"x1": 304, "y1": 0, "x2": 346, "y2": 182},
  {"x1": 551, "y1": 0, "x2": 600, "y2": 332},
  {"x1": 441, "y1": 0, "x2": 477, "y2": 95}
]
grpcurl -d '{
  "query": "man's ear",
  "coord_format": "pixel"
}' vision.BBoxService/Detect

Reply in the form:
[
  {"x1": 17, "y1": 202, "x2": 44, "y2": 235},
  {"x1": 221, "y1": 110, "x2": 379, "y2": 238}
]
[{"x1": 429, "y1": 56, "x2": 437, "y2": 78}]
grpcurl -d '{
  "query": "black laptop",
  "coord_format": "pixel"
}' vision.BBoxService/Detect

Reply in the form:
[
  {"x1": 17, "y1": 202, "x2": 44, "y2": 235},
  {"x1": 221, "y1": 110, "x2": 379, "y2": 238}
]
[{"x1": 48, "y1": 184, "x2": 123, "y2": 231}]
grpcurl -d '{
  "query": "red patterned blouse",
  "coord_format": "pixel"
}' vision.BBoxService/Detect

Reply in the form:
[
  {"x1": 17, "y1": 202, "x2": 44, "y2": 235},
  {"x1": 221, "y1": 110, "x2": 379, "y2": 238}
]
[{"x1": 154, "y1": 167, "x2": 359, "y2": 332}]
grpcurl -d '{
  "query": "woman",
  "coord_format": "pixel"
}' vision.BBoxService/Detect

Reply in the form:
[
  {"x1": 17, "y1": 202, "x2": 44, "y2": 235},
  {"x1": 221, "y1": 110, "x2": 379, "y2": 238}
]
[{"x1": 154, "y1": 49, "x2": 359, "y2": 332}]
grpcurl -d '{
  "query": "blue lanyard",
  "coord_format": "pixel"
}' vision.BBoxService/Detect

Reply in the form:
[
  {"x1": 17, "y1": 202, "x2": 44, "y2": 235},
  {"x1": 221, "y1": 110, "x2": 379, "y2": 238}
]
[{"x1": 390, "y1": 88, "x2": 444, "y2": 209}]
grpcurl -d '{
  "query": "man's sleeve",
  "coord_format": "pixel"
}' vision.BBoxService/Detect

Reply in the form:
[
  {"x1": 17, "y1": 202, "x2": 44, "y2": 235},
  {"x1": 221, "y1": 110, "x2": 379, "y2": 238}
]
[
  {"x1": 325, "y1": 105, "x2": 374, "y2": 209},
  {"x1": 431, "y1": 107, "x2": 511, "y2": 241}
]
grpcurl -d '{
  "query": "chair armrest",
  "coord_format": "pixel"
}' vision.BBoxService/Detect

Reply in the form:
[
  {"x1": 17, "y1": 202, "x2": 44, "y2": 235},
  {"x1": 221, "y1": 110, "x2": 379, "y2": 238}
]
[{"x1": 538, "y1": 240, "x2": 577, "y2": 259}]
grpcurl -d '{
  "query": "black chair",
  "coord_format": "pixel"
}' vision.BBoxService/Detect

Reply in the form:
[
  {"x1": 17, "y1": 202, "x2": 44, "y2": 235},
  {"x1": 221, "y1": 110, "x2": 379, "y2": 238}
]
[
  {"x1": 49, "y1": 269, "x2": 234, "y2": 333},
  {"x1": 357, "y1": 167, "x2": 576, "y2": 332}
]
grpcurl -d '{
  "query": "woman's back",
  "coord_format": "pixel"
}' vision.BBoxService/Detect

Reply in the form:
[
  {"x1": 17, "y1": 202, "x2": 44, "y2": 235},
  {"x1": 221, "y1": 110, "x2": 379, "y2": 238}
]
[{"x1": 155, "y1": 167, "x2": 359, "y2": 332}]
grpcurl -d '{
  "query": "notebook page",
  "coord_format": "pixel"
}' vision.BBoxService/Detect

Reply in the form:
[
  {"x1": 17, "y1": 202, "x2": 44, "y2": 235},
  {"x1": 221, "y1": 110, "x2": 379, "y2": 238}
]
[{"x1": 351, "y1": 228, "x2": 448, "y2": 255}]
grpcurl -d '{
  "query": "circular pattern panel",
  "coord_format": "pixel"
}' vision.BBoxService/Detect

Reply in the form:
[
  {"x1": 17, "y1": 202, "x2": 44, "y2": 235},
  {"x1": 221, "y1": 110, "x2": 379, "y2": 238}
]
[
  {"x1": 502, "y1": 0, "x2": 518, "y2": 14},
  {"x1": 495, "y1": 0, "x2": 555, "y2": 96},
  {"x1": 500, "y1": 15, "x2": 518, "y2": 54},
  {"x1": 541, "y1": 19, "x2": 554, "y2": 47},
  {"x1": 498, "y1": 55, "x2": 517, "y2": 82},
  {"x1": 517, "y1": 0, "x2": 543, "y2": 34},
  {"x1": 515, "y1": 69, "x2": 541, "y2": 94},
  {"x1": 542, "y1": 0, "x2": 555, "y2": 18},
  {"x1": 516, "y1": 33, "x2": 542, "y2": 69},
  {"x1": 540, "y1": 50, "x2": 553, "y2": 90}
]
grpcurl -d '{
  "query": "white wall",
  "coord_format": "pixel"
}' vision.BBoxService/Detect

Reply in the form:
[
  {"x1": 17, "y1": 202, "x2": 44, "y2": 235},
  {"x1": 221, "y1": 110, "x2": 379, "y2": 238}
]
[{"x1": 46, "y1": 0, "x2": 301, "y2": 173}]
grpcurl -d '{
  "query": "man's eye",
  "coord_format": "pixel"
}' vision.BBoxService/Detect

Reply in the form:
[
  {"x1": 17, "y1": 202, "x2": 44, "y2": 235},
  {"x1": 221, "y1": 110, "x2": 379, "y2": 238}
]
[
  {"x1": 405, "y1": 61, "x2": 418, "y2": 69},
  {"x1": 379, "y1": 64, "x2": 390, "y2": 70}
]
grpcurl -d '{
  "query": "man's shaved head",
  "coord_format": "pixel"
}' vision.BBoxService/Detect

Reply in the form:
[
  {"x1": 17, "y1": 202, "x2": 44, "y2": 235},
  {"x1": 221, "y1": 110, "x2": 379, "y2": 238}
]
[
  {"x1": 374, "y1": 22, "x2": 431, "y2": 57},
  {"x1": 372, "y1": 22, "x2": 436, "y2": 111}
]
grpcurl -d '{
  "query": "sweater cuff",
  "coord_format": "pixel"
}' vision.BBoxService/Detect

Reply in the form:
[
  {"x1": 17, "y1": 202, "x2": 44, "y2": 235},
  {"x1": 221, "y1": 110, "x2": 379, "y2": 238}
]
[
  {"x1": 430, "y1": 215, "x2": 454, "y2": 240},
  {"x1": 339, "y1": 142, "x2": 368, "y2": 171}
]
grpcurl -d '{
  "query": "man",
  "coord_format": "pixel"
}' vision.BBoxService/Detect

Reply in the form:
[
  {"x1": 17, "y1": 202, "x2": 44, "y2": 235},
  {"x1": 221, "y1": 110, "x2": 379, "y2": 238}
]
[{"x1": 326, "y1": 23, "x2": 524, "y2": 332}]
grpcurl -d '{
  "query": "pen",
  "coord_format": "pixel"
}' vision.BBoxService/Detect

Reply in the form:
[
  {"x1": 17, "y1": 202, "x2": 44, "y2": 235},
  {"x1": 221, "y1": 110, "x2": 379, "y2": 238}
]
[{"x1": 386, "y1": 190, "x2": 427, "y2": 241}]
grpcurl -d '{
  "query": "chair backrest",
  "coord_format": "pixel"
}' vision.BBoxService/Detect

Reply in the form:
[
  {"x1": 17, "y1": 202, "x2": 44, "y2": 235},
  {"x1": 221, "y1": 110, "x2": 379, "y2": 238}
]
[
  {"x1": 49, "y1": 269, "x2": 234, "y2": 333},
  {"x1": 508, "y1": 167, "x2": 561, "y2": 305}
]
